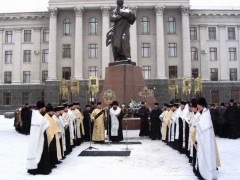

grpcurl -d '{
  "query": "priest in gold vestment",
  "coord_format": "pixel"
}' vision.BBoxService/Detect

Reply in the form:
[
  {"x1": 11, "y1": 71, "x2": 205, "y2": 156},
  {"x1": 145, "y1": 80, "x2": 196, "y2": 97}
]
[{"x1": 91, "y1": 102, "x2": 107, "y2": 143}]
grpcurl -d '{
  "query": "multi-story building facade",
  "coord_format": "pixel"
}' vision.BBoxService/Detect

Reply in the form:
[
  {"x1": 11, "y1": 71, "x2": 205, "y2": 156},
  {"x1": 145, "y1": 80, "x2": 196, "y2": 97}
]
[{"x1": 0, "y1": 0, "x2": 240, "y2": 112}]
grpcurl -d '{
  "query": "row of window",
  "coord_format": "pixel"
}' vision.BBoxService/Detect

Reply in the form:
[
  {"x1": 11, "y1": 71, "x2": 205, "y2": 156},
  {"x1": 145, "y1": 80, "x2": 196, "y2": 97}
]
[
  {"x1": 3, "y1": 44, "x2": 238, "y2": 64},
  {"x1": 190, "y1": 26, "x2": 237, "y2": 41},
  {"x1": 191, "y1": 47, "x2": 238, "y2": 61},
  {"x1": 3, "y1": 66, "x2": 238, "y2": 85},
  {"x1": 2, "y1": 92, "x2": 31, "y2": 106},
  {"x1": 5, "y1": 29, "x2": 49, "y2": 43},
  {"x1": 4, "y1": 71, "x2": 48, "y2": 84},
  {"x1": 3, "y1": 88, "x2": 240, "y2": 106}
]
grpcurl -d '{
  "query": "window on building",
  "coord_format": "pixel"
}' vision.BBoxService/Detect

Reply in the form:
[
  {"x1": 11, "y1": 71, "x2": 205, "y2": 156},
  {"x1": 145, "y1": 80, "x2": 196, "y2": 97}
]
[
  {"x1": 63, "y1": 18, "x2": 71, "y2": 36},
  {"x1": 190, "y1": 27, "x2": 197, "y2": 40},
  {"x1": 191, "y1": 47, "x2": 198, "y2": 61},
  {"x1": 89, "y1": 17, "x2": 97, "y2": 35},
  {"x1": 42, "y1": 49, "x2": 49, "y2": 63},
  {"x1": 141, "y1": 43, "x2": 151, "y2": 58},
  {"x1": 23, "y1": 71, "x2": 31, "y2": 83},
  {"x1": 231, "y1": 90, "x2": 240, "y2": 103},
  {"x1": 5, "y1": 31, "x2": 13, "y2": 43},
  {"x1": 4, "y1": 71, "x2": 12, "y2": 84},
  {"x1": 88, "y1": 44, "x2": 98, "y2": 59},
  {"x1": 210, "y1": 90, "x2": 219, "y2": 104},
  {"x1": 3, "y1": 92, "x2": 11, "y2": 105},
  {"x1": 22, "y1": 92, "x2": 31, "y2": 105},
  {"x1": 62, "y1": 44, "x2": 71, "y2": 58},
  {"x1": 5, "y1": 50, "x2": 12, "y2": 64},
  {"x1": 88, "y1": 66, "x2": 98, "y2": 77},
  {"x1": 192, "y1": 68, "x2": 199, "y2": 78},
  {"x1": 228, "y1": 27, "x2": 235, "y2": 40},
  {"x1": 229, "y1": 47, "x2": 237, "y2": 61},
  {"x1": 43, "y1": 29, "x2": 49, "y2": 42},
  {"x1": 209, "y1": 47, "x2": 217, "y2": 61},
  {"x1": 42, "y1": 70, "x2": 48, "y2": 82},
  {"x1": 142, "y1": 66, "x2": 151, "y2": 79},
  {"x1": 210, "y1": 68, "x2": 218, "y2": 81},
  {"x1": 24, "y1": 30, "x2": 32, "y2": 42},
  {"x1": 23, "y1": 50, "x2": 31, "y2": 63},
  {"x1": 141, "y1": 16, "x2": 150, "y2": 34},
  {"x1": 62, "y1": 67, "x2": 71, "y2": 80},
  {"x1": 169, "y1": 66, "x2": 177, "y2": 78},
  {"x1": 167, "y1": 17, "x2": 176, "y2": 34},
  {"x1": 168, "y1": 43, "x2": 177, "y2": 57},
  {"x1": 230, "y1": 68, "x2": 237, "y2": 81},
  {"x1": 208, "y1": 27, "x2": 216, "y2": 40}
]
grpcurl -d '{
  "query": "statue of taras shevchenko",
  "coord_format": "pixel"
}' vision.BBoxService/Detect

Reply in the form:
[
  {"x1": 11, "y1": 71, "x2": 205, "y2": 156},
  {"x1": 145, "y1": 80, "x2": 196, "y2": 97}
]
[{"x1": 106, "y1": 0, "x2": 136, "y2": 62}]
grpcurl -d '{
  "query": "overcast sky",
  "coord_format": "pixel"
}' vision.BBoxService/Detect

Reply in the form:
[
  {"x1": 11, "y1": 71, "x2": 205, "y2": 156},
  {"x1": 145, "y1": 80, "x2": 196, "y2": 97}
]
[{"x1": 0, "y1": 0, "x2": 240, "y2": 13}]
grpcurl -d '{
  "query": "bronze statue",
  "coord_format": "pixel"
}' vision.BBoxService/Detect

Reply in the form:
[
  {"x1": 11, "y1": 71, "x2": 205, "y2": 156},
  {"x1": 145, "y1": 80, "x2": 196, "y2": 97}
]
[{"x1": 106, "y1": 0, "x2": 136, "y2": 62}]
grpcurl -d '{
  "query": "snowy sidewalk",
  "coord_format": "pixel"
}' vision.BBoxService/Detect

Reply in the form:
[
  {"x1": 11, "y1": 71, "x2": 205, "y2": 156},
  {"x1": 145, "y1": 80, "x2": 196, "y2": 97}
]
[{"x1": 0, "y1": 117, "x2": 240, "y2": 180}]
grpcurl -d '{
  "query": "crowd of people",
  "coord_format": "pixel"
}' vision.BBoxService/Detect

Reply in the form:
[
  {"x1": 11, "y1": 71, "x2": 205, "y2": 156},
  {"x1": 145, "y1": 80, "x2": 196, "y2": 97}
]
[
  {"x1": 13, "y1": 100, "x2": 125, "y2": 175},
  {"x1": 137, "y1": 98, "x2": 240, "y2": 180},
  {"x1": 13, "y1": 97, "x2": 240, "y2": 179}
]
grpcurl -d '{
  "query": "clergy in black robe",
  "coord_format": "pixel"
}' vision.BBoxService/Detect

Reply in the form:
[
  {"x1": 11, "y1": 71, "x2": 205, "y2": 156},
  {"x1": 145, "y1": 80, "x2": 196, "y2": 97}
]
[
  {"x1": 108, "y1": 101, "x2": 124, "y2": 142},
  {"x1": 209, "y1": 104, "x2": 219, "y2": 134},
  {"x1": 83, "y1": 105, "x2": 92, "y2": 141},
  {"x1": 138, "y1": 102, "x2": 150, "y2": 137},
  {"x1": 150, "y1": 103, "x2": 162, "y2": 140},
  {"x1": 27, "y1": 101, "x2": 52, "y2": 175},
  {"x1": 21, "y1": 103, "x2": 31, "y2": 135},
  {"x1": 225, "y1": 99, "x2": 240, "y2": 139},
  {"x1": 217, "y1": 103, "x2": 227, "y2": 137}
]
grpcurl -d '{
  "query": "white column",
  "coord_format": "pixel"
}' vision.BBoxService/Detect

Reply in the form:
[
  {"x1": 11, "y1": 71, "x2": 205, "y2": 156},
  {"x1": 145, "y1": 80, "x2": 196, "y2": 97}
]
[
  {"x1": 199, "y1": 24, "x2": 209, "y2": 81},
  {"x1": 155, "y1": 6, "x2": 166, "y2": 79},
  {"x1": 48, "y1": 8, "x2": 57, "y2": 81},
  {"x1": 0, "y1": 29, "x2": 3, "y2": 84},
  {"x1": 130, "y1": 6, "x2": 138, "y2": 64},
  {"x1": 12, "y1": 28, "x2": 22, "y2": 84},
  {"x1": 74, "y1": 7, "x2": 84, "y2": 80},
  {"x1": 218, "y1": 25, "x2": 228, "y2": 81},
  {"x1": 181, "y1": 7, "x2": 191, "y2": 78},
  {"x1": 32, "y1": 28, "x2": 41, "y2": 84},
  {"x1": 101, "y1": 6, "x2": 110, "y2": 79}
]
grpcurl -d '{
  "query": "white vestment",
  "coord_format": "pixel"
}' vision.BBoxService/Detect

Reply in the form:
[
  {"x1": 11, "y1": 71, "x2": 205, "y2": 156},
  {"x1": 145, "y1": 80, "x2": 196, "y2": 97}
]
[
  {"x1": 26, "y1": 110, "x2": 49, "y2": 170},
  {"x1": 196, "y1": 108, "x2": 218, "y2": 180},
  {"x1": 110, "y1": 107, "x2": 121, "y2": 136},
  {"x1": 169, "y1": 108, "x2": 181, "y2": 142}
]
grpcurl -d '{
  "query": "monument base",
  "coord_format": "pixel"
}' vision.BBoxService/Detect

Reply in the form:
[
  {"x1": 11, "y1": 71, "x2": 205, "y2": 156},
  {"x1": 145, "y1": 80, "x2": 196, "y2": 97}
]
[
  {"x1": 100, "y1": 64, "x2": 155, "y2": 107},
  {"x1": 109, "y1": 60, "x2": 136, "y2": 67}
]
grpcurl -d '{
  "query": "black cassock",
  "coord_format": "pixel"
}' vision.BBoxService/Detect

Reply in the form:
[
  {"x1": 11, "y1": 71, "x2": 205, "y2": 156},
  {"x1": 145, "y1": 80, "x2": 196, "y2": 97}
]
[
  {"x1": 83, "y1": 110, "x2": 92, "y2": 141},
  {"x1": 28, "y1": 131, "x2": 52, "y2": 175},
  {"x1": 138, "y1": 107, "x2": 150, "y2": 136},
  {"x1": 108, "y1": 111, "x2": 124, "y2": 142},
  {"x1": 21, "y1": 107, "x2": 31, "y2": 135},
  {"x1": 225, "y1": 105, "x2": 240, "y2": 139},
  {"x1": 150, "y1": 109, "x2": 162, "y2": 140}
]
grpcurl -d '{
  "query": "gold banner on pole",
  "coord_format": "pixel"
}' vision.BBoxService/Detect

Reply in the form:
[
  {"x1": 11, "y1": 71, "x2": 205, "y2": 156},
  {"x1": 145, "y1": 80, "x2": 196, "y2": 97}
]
[
  {"x1": 88, "y1": 76, "x2": 99, "y2": 95},
  {"x1": 168, "y1": 77, "x2": 177, "y2": 100},
  {"x1": 194, "y1": 76, "x2": 202, "y2": 96},
  {"x1": 60, "y1": 79, "x2": 68, "y2": 97},
  {"x1": 71, "y1": 79, "x2": 80, "y2": 96},
  {"x1": 182, "y1": 77, "x2": 192, "y2": 95}
]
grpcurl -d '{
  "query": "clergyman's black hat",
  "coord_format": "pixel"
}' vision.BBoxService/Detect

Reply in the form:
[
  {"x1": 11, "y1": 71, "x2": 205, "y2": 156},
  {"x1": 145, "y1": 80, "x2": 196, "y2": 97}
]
[
  {"x1": 97, "y1": 102, "x2": 102, "y2": 105},
  {"x1": 111, "y1": 101, "x2": 119, "y2": 106},
  {"x1": 191, "y1": 98, "x2": 197, "y2": 108},
  {"x1": 197, "y1": 97, "x2": 207, "y2": 107},
  {"x1": 154, "y1": 103, "x2": 159, "y2": 106},
  {"x1": 46, "y1": 103, "x2": 54, "y2": 112},
  {"x1": 36, "y1": 101, "x2": 45, "y2": 110}
]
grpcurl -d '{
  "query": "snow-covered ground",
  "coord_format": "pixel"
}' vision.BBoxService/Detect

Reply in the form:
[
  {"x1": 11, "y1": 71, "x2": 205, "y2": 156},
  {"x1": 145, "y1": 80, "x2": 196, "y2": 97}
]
[{"x1": 0, "y1": 116, "x2": 240, "y2": 180}]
